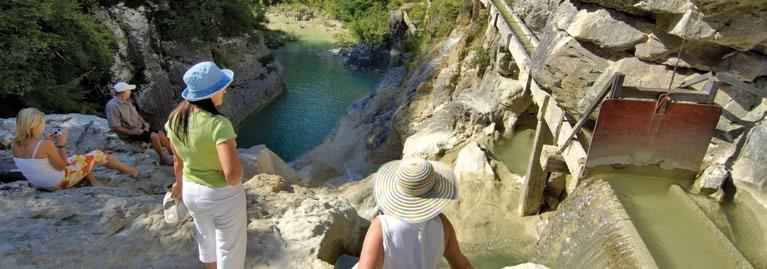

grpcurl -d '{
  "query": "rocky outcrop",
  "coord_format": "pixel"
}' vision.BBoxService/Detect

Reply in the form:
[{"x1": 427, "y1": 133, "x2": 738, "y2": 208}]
[
  {"x1": 239, "y1": 144, "x2": 303, "y2": 183},
  {"x1": 731, "y1": 118, "x2": 767, "y2": 207},
  {"x1": 96, "y1": 3, "x2": 285, "y2": 128},
  {"x1": 0, "y1": 174, "x2": 368, "y2": 268},
  {"x1": 523, "y1": 0, "x2": 767, "y2": 119}
]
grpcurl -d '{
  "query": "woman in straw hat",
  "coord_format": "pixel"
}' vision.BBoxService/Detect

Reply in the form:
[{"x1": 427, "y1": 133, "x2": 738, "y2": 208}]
[
  {"x1": 166, "y1": 61, "x2": 245, "y2": 269},
  {"x1": 11, "y1": 107, "x2": 138, "y2": 190},
  {"x1": 357, "y1": 157, "x2": 474, "y2": 269}
]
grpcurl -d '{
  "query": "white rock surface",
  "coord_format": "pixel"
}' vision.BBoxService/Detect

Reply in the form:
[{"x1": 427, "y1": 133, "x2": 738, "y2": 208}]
[
  {"x1": 238, "y1": 145, "x2": 302, "y2": 183},
  {"x1": 0, "y1": 174, "x2": 368, "y2": 268}
]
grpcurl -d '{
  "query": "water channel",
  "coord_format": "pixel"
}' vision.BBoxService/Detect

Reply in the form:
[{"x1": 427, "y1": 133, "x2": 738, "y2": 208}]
[{"x1": 237, "y1": 15, "x2": 382, "y2": 161}]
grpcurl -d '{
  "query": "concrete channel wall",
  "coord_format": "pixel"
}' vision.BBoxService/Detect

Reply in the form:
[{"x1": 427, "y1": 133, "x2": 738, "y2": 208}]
[{"x1": 532, "y1": 180, "x2": 658, "y2": 269}]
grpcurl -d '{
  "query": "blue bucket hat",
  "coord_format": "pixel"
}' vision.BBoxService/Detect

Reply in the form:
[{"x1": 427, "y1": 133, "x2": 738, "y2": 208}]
[{"x1": 181, "y1": 61, "x2": 234, "y2": 101}]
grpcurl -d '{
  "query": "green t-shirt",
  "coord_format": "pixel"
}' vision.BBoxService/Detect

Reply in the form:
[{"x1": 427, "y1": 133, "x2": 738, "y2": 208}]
[{"x1": 165, "y1": 111, "x2": 236, "y2": 188}]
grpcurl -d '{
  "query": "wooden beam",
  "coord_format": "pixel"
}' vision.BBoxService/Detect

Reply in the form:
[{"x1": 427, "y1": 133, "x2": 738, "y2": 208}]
[
  {"x1": 716, "y1": 73, "x2": 767, "y2": 98},
  {"x1": 541, "y1": 145, "x2": 569, "y2": 173},
  {"x1": 558, "y1": 73, "x2": 625, "y2": 154},
  {"x1": 519, "y1": 95, "x2": 552, "y2": 216}
]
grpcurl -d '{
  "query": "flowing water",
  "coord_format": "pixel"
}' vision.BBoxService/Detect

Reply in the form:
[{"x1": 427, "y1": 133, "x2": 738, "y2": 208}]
[
  {"x1": 237, "y1": 16, "x2": 382, "y2": 161},
  {"x1": 607, "y1": 174, "x2": 752, "y2": 269}
]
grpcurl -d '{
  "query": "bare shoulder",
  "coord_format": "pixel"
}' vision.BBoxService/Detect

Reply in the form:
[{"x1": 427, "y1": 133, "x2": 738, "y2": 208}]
[{"x1": 38, "y1": 139, "x2": 57, "y2": 157}]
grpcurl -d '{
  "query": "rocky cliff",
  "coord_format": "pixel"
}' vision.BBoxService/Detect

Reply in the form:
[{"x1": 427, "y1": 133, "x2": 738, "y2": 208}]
[{"x1": 96, "y1": 3, "x2": 285, "y2": 128}]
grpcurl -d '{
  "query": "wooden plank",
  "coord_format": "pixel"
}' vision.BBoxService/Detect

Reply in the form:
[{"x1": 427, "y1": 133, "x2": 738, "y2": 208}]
[
  {"x1": 716, "y1": 73, "x2": 767, "y2": 98},
  {"x1": 541, "y1": 145, "x2": 569, "y2": 173},
  {"x1": 558, "y1": 73, "x2": 625, "y2": 153},
  {"x1": 519, "y1": 95, "x2": 552, "y2": 216}
]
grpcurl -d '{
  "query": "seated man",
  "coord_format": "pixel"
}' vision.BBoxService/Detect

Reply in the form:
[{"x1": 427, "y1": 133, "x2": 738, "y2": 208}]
[{"x1": 106, "y1": 81, "x2": 173, "y2": 165}]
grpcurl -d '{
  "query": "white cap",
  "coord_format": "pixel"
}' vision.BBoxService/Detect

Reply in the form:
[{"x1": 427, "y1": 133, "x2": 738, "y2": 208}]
[{"x1": 113, "y1": 81, "x2": 136, "y2": 92}]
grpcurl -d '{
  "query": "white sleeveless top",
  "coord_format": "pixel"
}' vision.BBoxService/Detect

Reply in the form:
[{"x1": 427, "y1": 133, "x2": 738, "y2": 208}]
[
  {"x1": 380, "y1": 214, "x2": 445, "y2": 269},
  {"x1": 13, "y1": 139, "x2": 64, "y2": 189}
]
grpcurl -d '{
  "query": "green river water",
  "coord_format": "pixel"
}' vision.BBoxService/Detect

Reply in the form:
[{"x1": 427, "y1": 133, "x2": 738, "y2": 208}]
[{"x1": 237, "y1": 17, "x2": 381, "y2": 161}]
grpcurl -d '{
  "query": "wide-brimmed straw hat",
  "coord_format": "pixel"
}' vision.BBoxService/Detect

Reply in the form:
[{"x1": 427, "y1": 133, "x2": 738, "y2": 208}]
[
  {"x1": 181, "y1": 61, "x2": 234, "y2": 101},
  {"x1": 374, "y1": 157, "x2": 457, "y2": 223}
]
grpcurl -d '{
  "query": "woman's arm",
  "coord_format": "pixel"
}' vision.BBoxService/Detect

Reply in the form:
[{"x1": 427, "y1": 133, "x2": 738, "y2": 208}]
[
  {"x1": 216, "y1": 138, "x2": 243, "y2": 186},
  {"x1": 440, "y1": 214, "x2": 474, "y2": 269},
  {"x1": 43, "y1": 140, "x2": 68, "y2": 171},
  {"x1": 45, "y1": 130, "x2": 69, "y2": 171},
  {"x1": 169, "y1": 142, "x2": 183, "y2": 198},
  {"x1": 357, "y1": 216, "x2": 384, "y2": 269}
]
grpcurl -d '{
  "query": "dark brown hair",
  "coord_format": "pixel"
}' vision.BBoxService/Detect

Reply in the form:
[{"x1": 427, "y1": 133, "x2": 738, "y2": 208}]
[{"x1": 167, "y1": 99, "x2": 222, "y2": 145}]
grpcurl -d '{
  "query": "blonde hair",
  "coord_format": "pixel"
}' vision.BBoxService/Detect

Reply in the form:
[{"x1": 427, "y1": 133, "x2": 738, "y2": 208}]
[{"x1": 13, "y1": 108, "x2": 46, "y2": 146}]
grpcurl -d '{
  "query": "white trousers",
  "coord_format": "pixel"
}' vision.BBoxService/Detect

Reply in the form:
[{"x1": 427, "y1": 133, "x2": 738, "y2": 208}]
[{"x1": 183, "y1": 179, "x2": 247, "y2": 269}]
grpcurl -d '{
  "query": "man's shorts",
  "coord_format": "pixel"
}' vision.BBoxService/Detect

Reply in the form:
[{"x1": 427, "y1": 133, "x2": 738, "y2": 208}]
[{"x1": 127, "y1": 131, "x2": 153, "y2": 143}]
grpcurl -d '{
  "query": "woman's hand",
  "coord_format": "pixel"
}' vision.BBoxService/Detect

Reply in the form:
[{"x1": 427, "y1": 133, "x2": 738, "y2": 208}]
[
  {"x1": 171, "y1": 181, "x2": 182, "y2": 199},
  {"x1": 55, "y1": 129, "x2": 68, "y2": 146}
]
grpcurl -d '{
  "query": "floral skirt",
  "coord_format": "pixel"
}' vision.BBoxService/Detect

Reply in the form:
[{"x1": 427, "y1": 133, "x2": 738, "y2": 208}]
[{"x1": 58, "y1": 150, "x2": 108, "y2": 188}]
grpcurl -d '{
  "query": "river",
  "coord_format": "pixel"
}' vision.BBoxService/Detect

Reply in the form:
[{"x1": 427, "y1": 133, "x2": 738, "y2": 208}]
[{"x1": 237, "y1": 14, "x2": 382, "y2": 161}]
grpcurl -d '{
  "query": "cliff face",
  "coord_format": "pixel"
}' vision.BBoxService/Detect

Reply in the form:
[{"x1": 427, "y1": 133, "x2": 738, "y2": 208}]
[{"x1": 96, "y1": 3, "x2": 285, "y2": 128}]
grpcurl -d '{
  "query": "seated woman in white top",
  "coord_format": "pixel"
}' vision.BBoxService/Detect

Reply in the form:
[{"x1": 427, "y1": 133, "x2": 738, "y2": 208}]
[
  {"x1": 11, "y1": 108, "x2": 139, "y2": 191},
  {"x1": 357, "y1": 157, "x2": 474, "y2": 269}
]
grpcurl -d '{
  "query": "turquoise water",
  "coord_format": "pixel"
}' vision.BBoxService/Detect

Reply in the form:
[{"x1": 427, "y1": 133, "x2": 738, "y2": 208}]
[{"x1": 237, "y1": 23, "x2": 382, "y2": 161}]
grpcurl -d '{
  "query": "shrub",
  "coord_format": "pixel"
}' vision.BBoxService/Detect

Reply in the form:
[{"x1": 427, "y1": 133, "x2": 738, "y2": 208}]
[
  {"x1": 0, "y1": 0, "x2": 116, "y2": 116},
  {"x1": 158, "y1": 0, "x2": 266, "y2": 45}
]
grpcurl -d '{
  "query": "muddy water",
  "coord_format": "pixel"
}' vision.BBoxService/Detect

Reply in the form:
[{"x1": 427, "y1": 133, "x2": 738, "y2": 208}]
[
  {"x1": 607, "y1": 175, "x2": 750, "y2": 269},
  {"x1": 493, "y1": 128, "x2": 536, "y2": 176}
]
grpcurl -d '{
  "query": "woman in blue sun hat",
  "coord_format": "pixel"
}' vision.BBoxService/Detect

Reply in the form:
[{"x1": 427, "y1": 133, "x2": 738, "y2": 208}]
[
  {"x1": 165, "y1": 61, "x2": 246, "y2": 269},
  {"x1": 356, "y1": 157, "x2": 474, "y2": 269}
]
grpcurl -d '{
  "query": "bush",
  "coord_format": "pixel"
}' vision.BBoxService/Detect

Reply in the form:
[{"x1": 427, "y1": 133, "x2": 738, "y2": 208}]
[
  {"x1": 473, "y1": 47, "x2": 491, "y2": 73},
  {"x1": 348, "y1": 5, "x2": 390, "y2": 44},
  {"x1": 0, "y1": 0, "x2": 116, "y2": 116},
  {"x1": 158, "y1": 0, "x2": 267, "y2": 45}
]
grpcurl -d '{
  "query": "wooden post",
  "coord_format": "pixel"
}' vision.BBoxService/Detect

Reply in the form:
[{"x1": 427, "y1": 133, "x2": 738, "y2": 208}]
[{"x1": 519, "y1": 95, "x2": 552, "y2": 216}]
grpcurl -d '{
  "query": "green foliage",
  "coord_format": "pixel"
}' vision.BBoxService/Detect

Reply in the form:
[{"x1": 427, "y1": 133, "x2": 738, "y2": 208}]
[
  {"x1": 158, "y1": 0, "x2": 266, "y2": 45},
  {"x1": 0, "y1": 0, "x2": 116, "y2": 116},
  {"x1": 472, "y1": 47, "x2": 491, "y2": 73},
  {"x1": 348, "y1": 5, "x2": 389, "y2": 44}
]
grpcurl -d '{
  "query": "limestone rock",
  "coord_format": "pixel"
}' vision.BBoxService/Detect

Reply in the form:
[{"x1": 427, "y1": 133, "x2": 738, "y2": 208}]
[
  {"x1": 512, "y1": 0, "x2": 560, "y2": 36},
  {"x1": 455, "y1": 141, "x2": 495, "y2": 183},
  {"x1": 665, "y1": 2, "x2": 767, "y2": 51},
  {"x1": 432, "y1": 63, "x2": 460, "y2": 107},
  {"x1": 0, "y1": 174, "x2": 368, "y2": 268},
  {"x1": 693, "y1": 163, "x2": 729, "y2": 194},
  {"x1": 579, "y1": 0, "x2": 686, "y2": 16},
  {"x1": 97, "y1": 4, "x2": 285, "y2": 128},
  {"x1": 732, "y1": 119, "x2": 767, "y2": 192},
  {"x1": 238, "y1": 145, "x2": 302, "y2": 183},
  {"x1": 715, "y1": 52, "x2": 767, "y2": 82},
  {"x1": 564, "y1": 7, "x2": 652, "y2": 51},
  {"x1": 532, "y1": 29, "x2": 612, "y2": 117},
  {"x1": 576, "y1": 57, "x2": 689, "y2": 117},
  {"x1": 634, "y1": 33, "x2": 681, "y2": 62}
]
